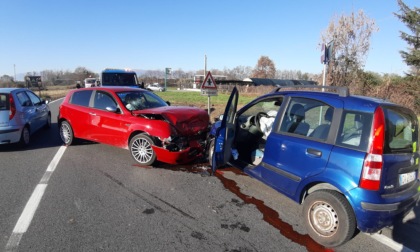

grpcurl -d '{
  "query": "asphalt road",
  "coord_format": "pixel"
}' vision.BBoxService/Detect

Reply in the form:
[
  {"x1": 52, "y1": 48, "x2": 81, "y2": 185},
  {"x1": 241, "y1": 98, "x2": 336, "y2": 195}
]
[{"x1": 0, "y1": 98, "x2": 419, "y2": 252}]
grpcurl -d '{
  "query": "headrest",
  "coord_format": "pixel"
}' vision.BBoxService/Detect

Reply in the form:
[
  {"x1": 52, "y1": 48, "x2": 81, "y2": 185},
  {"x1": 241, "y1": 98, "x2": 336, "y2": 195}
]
[{"x1": 324, "y1": 107, "x2": 333, "y2": 122}]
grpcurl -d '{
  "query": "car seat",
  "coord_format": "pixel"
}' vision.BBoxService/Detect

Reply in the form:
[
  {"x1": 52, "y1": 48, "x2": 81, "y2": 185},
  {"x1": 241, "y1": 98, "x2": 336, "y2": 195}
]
[
  {"x1": 310, "y1": 107, "x2": 333, "y2": 140},
  {"x1": 341, "y1": 114, "x2": 364, "y2": 144},
  {"x1": 286, "y1": 104, "x2": 310, "y2": 136}
]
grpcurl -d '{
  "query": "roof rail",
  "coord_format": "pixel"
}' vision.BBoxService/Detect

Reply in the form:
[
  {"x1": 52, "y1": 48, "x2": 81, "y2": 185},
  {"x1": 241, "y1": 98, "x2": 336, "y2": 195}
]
[{"x1": 271, "y1": 85, "x2": 350, "y2": 97}]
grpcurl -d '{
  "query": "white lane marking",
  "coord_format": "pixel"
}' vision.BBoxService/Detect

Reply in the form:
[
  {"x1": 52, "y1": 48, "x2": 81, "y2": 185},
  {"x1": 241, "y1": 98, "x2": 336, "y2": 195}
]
[
  {"x1": 49, "y1": 97, "x2": 64, "y2": 104},
  {"x1": 11, "y1": 184, "x2": 47, "y2": 233},
  {"x1": 369, "y1": 233, "x2": 415, "y2": 252},
  {"x1": 5, "y1": 145, "x2": 67, "y2": 252},
  {"x1": 46, "y1": 145, "x2": 66, "y2": 173}
]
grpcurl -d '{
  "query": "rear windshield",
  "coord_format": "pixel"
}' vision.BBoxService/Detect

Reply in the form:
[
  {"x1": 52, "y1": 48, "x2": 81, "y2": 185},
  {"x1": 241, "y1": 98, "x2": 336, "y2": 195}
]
[
  {"x1": 383, "y1": 106, "x2": 418, "y2": 154},
  {"x1": 0, "y1": 94, "x2": 8, "y2": 110}
]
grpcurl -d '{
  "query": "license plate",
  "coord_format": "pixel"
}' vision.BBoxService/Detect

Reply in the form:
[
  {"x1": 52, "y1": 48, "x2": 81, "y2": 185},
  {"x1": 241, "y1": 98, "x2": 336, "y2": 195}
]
[{"x1": 399, "y1": 171, "x2": 416, "y2": 186}]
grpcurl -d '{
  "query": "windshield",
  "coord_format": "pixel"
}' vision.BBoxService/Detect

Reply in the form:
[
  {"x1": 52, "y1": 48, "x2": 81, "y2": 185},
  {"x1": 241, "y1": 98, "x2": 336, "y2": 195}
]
[
  {"x1": 117, "y1": 91, "x2": 168, "y2": 111},
  {"x1": 102, "y1": 73, "x2": 137, "y2": 86}
]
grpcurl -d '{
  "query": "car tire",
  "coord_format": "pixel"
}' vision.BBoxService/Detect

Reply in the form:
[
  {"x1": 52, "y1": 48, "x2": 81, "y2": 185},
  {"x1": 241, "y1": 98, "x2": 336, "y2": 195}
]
[
  {"x1": 207, "y1": 138, "x2": 215, "y2": 167},
  {"x1": 19, "y1": 126, "x2": 30, "y2": 147},
  {"x1": 129, "y1": 133, "x2": 157, "y2": 166},
  {"x1": 60, "y1": 121, "x2": 75, "y2": 146},
  {"x1": 303, "y1": 190, "x2": 356, "y2": 247},
  {"x1": 45, "y1": 113, "x2": 51, "y2": 129}
]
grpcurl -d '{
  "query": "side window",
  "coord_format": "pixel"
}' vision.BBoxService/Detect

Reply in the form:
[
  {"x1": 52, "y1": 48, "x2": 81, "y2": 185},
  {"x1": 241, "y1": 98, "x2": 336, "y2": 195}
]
[
  {"x1": 26, "y1": 91, "x2": 41, "y2": 105},
  {"x1": 70, "y1": 90, "x2": 93, "y2": 107},
  {"x1": 240, "y1": 99, "x2": 282, "y2": 119},
  {"x1": 93, "y1": 91, "x2": 117, "y2": 110},
  {"x1": 337, "y1": 111, "x2": 372, "y2": 151},
  {"x1": 16, "y1": 92, "x2": 32, "y2": 107},
  {"x1": 280, "y1": 97, "x2": 333, "y2": 139},
  {"x1": 237, "y1": 98, "x2": 282, "y2": 137},
  {"x1": 306, "y1": 105, "x2": 333, "y2": 140}
]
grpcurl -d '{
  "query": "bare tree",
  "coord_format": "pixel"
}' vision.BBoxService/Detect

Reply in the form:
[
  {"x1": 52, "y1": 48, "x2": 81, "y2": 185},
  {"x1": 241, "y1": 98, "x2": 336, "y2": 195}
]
[
  {"x1": 227, "y1": 65, "x2": 253, "y2": 79},
  {"x1": 321, "y1": 10, "x2": 378, "y2": 89},
  {"x1": 252, "y1": 56, "x2": 276, "y2": 78}
]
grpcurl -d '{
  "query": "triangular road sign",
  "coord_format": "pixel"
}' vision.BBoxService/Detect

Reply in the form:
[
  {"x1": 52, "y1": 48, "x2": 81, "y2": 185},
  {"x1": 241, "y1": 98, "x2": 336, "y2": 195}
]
[{"x1": 201, "y1": 71, "x2": 217, "y2": 90}]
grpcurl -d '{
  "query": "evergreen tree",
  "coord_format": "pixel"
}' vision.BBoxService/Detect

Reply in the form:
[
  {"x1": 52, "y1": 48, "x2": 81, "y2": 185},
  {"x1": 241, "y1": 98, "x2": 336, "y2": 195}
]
[{"x1": 394, "y1": 0, "x2": 420, "y2": 77}]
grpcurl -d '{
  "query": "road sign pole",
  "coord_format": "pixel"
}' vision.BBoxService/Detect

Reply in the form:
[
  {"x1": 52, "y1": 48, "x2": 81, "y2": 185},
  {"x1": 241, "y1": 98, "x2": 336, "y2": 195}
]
[{"x1": 207, "y1": 95, "x2": 210, "y2": 115}]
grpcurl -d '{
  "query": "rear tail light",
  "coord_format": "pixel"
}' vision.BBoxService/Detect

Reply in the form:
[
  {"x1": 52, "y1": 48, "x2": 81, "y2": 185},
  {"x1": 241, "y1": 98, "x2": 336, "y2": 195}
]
[
  {"x1": 9, "y1": 95, "x2": 16, "y2": 120},
  {"x1": 360, "y1": 107, "x2": 385, "y2": 191}
]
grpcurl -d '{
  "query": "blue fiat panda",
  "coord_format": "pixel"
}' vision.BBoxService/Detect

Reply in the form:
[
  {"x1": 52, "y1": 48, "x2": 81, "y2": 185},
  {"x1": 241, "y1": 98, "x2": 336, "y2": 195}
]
[{"x1": 209, "y1": 86, "x2": 419, "y2": 247}]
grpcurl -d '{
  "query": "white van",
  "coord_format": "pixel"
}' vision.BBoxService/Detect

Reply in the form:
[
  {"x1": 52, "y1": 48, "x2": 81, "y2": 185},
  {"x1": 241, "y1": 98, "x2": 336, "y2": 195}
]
[{"x1": 84, "y1": 78, "x2": 97, "y2": 88}]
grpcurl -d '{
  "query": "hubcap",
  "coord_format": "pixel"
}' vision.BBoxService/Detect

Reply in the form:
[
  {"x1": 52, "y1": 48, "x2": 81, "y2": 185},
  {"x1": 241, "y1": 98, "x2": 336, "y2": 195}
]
[
  {"x1": 131, "y1": 138, "x2": 153, "y2": 164},
  {"x1": 60, "y1": 124, "x2": 71, "y2": 144},
  {"x1": 308, "y1": 201, "x2": 339, "y2": 237}
]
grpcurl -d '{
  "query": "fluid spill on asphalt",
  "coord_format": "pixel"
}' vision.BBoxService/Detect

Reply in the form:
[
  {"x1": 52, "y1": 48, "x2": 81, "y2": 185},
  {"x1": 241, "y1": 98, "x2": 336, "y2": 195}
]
[
  {"x1": 133, "y1": 162, "x2": 333, "y2": 252},
  {"x1": 214, "y1": 168, "x2": 333, "y2": 252}
]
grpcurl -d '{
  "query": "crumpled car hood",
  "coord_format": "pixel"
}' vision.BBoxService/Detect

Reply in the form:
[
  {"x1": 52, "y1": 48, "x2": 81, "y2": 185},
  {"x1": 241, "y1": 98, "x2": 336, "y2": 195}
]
[{"x1": 133, "y1": 106, "x2": 209, "y2": 135}]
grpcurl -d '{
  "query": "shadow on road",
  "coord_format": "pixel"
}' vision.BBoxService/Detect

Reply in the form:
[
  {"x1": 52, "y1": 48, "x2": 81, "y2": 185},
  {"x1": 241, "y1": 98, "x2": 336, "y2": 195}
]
[
  {"x1": 391, "y1": 199, "x2": 420, "y2": 251},
  {"x1": 0, "y1": 123, "x2": 63, "y2": 152}
]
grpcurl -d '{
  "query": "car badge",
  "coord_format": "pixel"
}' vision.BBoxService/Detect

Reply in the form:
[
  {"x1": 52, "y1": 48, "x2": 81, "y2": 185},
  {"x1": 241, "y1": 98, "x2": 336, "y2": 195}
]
[{"x1": 410, "y1": 156, "x2": 414, "y2": 166}]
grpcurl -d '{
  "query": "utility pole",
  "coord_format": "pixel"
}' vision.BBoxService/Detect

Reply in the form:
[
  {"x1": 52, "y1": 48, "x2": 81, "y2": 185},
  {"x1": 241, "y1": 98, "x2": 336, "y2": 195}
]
[
  {"x1": 204, "y1": 55, "x2": 210, "y2": 115},
  {"x1": 204, "y1": 54, "x2": 207, "y2": 77}
]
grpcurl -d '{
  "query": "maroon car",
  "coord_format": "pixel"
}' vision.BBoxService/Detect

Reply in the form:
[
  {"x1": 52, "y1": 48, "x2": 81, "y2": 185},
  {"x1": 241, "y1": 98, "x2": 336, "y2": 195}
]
[{"x1": 58, "y1": 87, "x2": 209, "y2": 166}]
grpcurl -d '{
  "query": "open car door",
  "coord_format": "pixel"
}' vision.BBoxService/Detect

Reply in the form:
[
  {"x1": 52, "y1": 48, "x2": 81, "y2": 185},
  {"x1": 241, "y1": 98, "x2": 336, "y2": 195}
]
[{"x1": 211, "y1": 87, "x2": 239, "y2": 173}]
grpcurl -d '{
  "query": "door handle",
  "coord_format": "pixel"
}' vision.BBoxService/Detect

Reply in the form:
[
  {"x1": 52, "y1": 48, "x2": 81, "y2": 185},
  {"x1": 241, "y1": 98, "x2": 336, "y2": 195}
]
[
  {"x1": 89, "y1": 112, "x2": 97, "y2": 116},
  {"x1": 306, "y1": 148, "x2": 322, "y2": 157}
]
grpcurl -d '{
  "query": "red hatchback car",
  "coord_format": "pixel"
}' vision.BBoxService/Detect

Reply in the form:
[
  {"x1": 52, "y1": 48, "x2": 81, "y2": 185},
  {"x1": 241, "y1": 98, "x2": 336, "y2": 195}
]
[{"x1": 58, "y1": 87, "x2": 209, "y2": 166}]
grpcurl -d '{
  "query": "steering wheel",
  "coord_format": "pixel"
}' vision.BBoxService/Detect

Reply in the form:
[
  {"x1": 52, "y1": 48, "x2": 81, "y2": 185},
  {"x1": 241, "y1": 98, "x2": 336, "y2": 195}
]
[{"x1": 253, "y1": 112, "x2": 268, "y2": 130}]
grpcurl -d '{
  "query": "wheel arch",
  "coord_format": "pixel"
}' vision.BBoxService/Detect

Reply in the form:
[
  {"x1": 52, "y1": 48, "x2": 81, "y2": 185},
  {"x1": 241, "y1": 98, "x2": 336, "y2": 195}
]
[
  {"x1": 128, "y1": 131, "x2": 159, "y2": 147},
  {"x1": 57, "y1": 117, "x2": 66, "y2": 126},
  {"x1": 301, "y1": 182, "x2": 341, "y2": 203},
  {"x1": 23, "y1": 122, "x2": 31, "y2": 134}
]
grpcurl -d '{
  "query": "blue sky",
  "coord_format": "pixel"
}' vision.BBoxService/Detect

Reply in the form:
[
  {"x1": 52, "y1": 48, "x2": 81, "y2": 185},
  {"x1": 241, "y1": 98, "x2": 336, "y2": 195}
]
[{"x1": 0, "y1": 0, "x2": 417, "y2": 80}]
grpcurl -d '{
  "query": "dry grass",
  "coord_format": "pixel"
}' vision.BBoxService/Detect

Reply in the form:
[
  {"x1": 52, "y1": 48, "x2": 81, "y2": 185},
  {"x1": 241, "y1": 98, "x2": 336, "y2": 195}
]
[{"x1": 32, "y1": 85, "x2": 74, "y2": 101}]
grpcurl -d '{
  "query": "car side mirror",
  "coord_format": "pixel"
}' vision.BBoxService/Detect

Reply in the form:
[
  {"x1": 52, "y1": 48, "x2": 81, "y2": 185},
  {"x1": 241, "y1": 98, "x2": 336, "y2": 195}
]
[
  {"x1": 166, "y1": 101, "x2": 171, "y2": 106},
  {"x1": 214, "y1": 114, "x2": 223, "y2": 122},
  {"x1": 105, "y1": 106, "x2": 120, "y2": 113}
]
